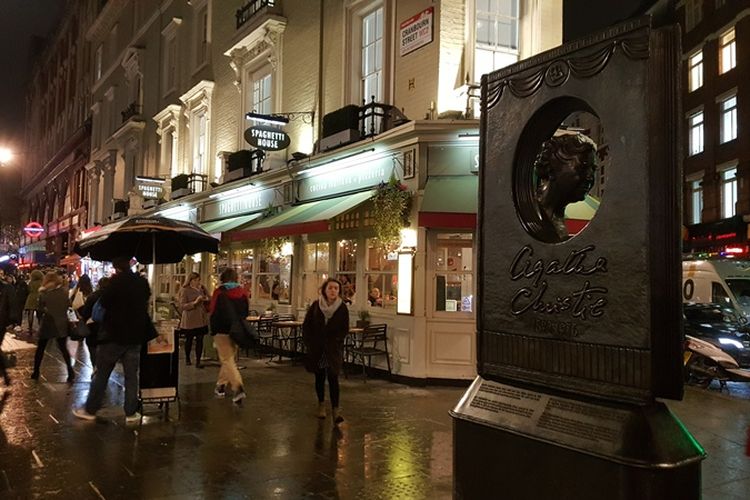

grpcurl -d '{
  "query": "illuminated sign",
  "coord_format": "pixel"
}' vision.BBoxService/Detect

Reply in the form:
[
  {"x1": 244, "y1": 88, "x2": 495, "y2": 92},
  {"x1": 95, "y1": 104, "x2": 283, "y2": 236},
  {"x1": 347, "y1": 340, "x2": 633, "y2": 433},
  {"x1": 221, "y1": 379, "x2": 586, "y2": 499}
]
[
  {"x1": 202, "y1": 188, "x2": 276, "y2": 221},
  {"x1": 297, "y1": 156, "x2": 399, "y2": 202},
  {"x1": 244, "y1": 125, "x2": 290, "y2": 151},
  {"x1": 23, "y1": 222, "x2": 44, "y2": 238},
  {"x1": 136, "y1": 176, "x2": 166, "y2": 199}
]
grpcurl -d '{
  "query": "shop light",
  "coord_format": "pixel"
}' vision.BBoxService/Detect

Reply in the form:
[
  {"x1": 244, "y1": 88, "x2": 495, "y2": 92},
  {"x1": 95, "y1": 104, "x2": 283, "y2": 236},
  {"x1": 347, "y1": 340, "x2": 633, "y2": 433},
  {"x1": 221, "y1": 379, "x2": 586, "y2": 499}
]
[
  {"x1": 135, "y1": 176, "x2": 166, "y2": 184},
  {"x1": 245, "y1": 112, "x2": 290, "y2": 126},
  {"x1": 397, "y1": 251, "x2": 414, "y2": 315},
  {"x1": 281, "y1": 241, "x2": 294, "y2": 256},
  {"x1": 208, "y1": 182, "x2": 257, "y2": 200},
  {"x1": 399, "y1": 228, "x2": 417, "y2": 249},
  {"x1": 156, "y1": 204, "x2": 191, "y2": 220}
]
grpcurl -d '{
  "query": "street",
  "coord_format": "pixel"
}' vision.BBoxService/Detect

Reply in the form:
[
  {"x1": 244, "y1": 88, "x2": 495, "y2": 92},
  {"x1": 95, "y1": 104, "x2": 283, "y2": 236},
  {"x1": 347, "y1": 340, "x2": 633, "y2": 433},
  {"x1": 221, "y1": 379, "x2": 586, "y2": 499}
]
[{"x1": 1, "y1": 336, "x2": 748, "y2": 500}]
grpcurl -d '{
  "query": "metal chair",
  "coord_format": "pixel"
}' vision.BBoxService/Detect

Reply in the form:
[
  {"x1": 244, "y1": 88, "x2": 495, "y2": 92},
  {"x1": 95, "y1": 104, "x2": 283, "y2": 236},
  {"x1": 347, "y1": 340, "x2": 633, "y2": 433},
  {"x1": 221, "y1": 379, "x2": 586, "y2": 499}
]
[
  {"x1": 348, "y1": 323, "x2": 391, "y2": 381},
  {"x1": 257, "y1": 315, "x2": 276, "y2": 357}
]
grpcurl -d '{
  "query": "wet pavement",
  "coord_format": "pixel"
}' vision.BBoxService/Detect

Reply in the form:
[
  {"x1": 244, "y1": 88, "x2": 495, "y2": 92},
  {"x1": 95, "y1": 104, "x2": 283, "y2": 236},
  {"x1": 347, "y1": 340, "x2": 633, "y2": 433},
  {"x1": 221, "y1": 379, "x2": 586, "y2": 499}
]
[{"x1": 1, "y1": 333, "x2": 749, "y2": 499}]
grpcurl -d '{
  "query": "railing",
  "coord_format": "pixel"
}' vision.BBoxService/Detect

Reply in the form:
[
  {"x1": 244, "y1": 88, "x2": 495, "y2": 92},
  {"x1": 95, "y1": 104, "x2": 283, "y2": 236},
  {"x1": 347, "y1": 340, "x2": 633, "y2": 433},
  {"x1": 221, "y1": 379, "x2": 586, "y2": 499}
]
[
  {"x1": 359, "y1": 97, "x2": 410, "y2": 139},
  {"x1": 187, "y1": 173, "x2": 209, "y2": 194},
  {"x1": 121, "y1": 102, "x2": 142, "y2": 122},
  {"x1": 236, "y1": 0, "x2": 276, "y2": 29}
]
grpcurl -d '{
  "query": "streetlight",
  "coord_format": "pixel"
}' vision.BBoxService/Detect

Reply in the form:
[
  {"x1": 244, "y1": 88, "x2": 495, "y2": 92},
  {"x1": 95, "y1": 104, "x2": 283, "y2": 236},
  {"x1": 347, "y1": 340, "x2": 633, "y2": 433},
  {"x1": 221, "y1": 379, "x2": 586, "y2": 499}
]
[{"x1": 0, "y1": 147, "x2": 12, "y2": 165}]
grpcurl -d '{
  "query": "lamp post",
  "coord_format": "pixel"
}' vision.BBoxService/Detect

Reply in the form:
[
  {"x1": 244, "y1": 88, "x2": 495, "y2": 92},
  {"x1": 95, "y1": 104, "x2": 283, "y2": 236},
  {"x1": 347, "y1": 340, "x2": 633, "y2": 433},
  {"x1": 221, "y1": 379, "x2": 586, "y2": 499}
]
[{"x1": 0, "y1": 148, "x2": 17, "y2": 255}]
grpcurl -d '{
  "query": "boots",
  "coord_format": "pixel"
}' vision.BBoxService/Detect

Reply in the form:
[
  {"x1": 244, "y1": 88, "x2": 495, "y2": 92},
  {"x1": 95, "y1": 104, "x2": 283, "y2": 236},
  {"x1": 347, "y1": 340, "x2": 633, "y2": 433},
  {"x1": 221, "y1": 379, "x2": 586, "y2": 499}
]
[
  {"x1": 317, "y1": 402, "x2": 326, "y2": 419},
  {"x1": 332, "y1": 407, "x2": 344, "y2": 425}
]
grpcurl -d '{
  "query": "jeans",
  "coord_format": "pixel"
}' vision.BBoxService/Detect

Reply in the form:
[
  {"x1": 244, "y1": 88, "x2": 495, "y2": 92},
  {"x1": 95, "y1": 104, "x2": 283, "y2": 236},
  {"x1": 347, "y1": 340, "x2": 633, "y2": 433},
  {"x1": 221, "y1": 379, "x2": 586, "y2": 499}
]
[
  {"x1": 315, "y1": 368, "x2": 340, "y2": 408},
  {"x1": 33, "y1": 337, "x2": 72, "y2": 377},
  {"x1": 213, "y1": 334, "x2": 243, "y2": 392},
  {"x1": 85, "y1": 343, "x2": 141, "y2": 416}
]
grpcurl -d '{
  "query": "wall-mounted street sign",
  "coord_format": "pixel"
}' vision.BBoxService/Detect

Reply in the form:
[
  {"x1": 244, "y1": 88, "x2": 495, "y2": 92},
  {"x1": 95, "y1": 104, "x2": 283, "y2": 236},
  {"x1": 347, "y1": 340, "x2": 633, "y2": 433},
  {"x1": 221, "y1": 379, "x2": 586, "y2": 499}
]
[
  {"x1": 400, "y1": 7, "x2": 433, "y2": 56},
  {"x1": 244, "y1": 125, "x2": 290, "y2": 151},
  {"x1": 23, "y1": 222, "x2": 44, "y2": 238}
]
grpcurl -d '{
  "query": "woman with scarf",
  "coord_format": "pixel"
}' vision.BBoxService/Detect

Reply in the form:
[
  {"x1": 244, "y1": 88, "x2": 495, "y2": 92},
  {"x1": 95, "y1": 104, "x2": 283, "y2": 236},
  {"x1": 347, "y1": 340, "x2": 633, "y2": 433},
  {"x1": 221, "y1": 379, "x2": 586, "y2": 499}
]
[
  {"x1": 302, "y1": 278, "x2": 349, "y2": 425},
  {"x1": 31, "y1": 272, "x2": 74, "y2": 382},
  {"x1": 208, "y1": 268, "x2": 249, "y2": 405}
]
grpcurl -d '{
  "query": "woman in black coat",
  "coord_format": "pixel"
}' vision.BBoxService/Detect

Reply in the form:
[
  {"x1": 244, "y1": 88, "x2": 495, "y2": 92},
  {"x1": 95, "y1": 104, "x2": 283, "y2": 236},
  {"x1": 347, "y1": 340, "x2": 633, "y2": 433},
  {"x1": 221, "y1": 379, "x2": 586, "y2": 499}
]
[{"x1": 302, "y1": 278, "x2": 349, "y2": 424}]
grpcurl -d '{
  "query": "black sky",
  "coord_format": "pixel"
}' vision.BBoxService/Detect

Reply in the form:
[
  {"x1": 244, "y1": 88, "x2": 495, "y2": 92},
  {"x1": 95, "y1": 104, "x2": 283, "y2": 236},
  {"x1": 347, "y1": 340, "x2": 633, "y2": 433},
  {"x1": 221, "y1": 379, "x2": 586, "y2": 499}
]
[{"x1": 0, "y1": 0, "x2": 66, "y2": 150}]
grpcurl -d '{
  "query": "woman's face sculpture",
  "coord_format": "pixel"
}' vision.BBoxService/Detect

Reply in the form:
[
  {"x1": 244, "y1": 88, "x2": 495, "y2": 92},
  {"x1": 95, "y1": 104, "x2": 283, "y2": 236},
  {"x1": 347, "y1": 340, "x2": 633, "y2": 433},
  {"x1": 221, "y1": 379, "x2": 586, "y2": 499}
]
[{"x1": 551, "y1": 147, "x2": 597, "y2": 205}]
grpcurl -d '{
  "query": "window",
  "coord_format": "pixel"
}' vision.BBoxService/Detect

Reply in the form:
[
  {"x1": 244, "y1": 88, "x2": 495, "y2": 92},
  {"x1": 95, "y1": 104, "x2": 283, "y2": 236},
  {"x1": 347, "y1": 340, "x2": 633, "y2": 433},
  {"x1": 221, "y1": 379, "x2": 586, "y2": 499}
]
[
  {"x1": 689, "y1": 178, "x2": 703, "y2": 224},
  {"x1": 434, "y1": 233, "x2": 474, "y2": 313},
  {"x1": 361, "y1": 7, "x2": 383, "y2": 103},
  {"x1": 719, "y1": 27, "x2": 736, "y2": 74},
  {"x1": 684, "y1": 0, "x2": 702, "y2": 32},
  {"x1": 688, "y1": 110, "x2": 704, "y2": 155},
  {"x1": 161, "y1": 17, "x2": 182, "y2": 95},
  {"x1": 712, "y1": 282, "x2": 731, "y2": 307},
  {"x1": 719, "y1": 94, "x2": 737, "y2": 143},
  {"x1": 365, "y1": 239, "x2": 398, "y2": 309},
  {"x1": 94, "y1": 45, "x2": 103, "y2": 81},
  {"x1": 688, "y1": 49, "x2": 703, "y2": 92},
  {"x1": 257, "y1": 251, "x2": 291, "y2": 303},
  {"x1": 193, "y1": 111, "x2": 207, "y2": 178},
  {"x1": 251, "y1": 70, "x2": 272, "y2": 114},
  {"x1": 194, "y1": 2, "x2": 209, "y2": 69},
  {"x1": 302, "y1": 242, "x2": 329, "y2": 303},
  {"x1": 231, "y1": 248, "x2": 254, "y2": 294},
  {"x1": 475, "y1": 0, "x2": 520, "y2": 83},
  {"x1": 336, "y1": 239, "x2": 357, "y2": 304},
  {"x1": 720, "y1": 166, "x2": 738, "y2": 218}
]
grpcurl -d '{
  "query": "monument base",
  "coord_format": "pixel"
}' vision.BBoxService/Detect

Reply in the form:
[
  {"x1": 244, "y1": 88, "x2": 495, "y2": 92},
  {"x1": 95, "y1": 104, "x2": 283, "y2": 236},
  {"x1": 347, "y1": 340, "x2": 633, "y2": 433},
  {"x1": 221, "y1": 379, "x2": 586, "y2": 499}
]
[{"x1": 451, "y1": 377, "x2": 705, "y2": 500}]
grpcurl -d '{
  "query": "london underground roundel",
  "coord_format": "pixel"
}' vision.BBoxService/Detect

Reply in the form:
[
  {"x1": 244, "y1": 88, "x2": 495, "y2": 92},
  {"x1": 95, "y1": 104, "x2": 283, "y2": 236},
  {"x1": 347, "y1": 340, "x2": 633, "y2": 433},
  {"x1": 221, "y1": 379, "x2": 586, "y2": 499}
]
[{"x1": 23, "y1": 222, "x2": 44, "y2": 238}]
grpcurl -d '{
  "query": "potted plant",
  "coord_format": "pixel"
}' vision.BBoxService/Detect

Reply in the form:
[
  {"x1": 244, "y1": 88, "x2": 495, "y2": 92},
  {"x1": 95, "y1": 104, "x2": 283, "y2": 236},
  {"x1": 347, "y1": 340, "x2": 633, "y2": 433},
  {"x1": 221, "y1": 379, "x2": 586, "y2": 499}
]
[{"x1": 356, "y1": 309, "x2": 371, "y2": 329}]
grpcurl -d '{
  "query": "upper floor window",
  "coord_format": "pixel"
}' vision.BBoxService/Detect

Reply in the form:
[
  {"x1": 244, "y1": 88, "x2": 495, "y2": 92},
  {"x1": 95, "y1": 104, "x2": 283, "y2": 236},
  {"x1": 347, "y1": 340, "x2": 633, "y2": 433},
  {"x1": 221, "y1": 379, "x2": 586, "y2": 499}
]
[
  {"x1": 719, "y1": 27, "x2": 736, "y2": 74},
  {"x1": 475, "y1": 0, "x2": 519, "y2": 83},
  {"x1": 194, "y1": 0, "x2": 210, "y2": 69},
  {"x1": 684, "y1": 0, "x2": 702, "y2": 32},
  {"x1": 94, "y1": 45, "x2": 103, "y2": 81},
  {"x1": 162, "y1": 17, "x2": 182, "y2": 95},
  {"x1": 719, "y1": 93, "x2": 737, "y2": 143},
  {"x1": 720, "y1": 165, "x2": 738, "y2": 218},
  {"x1": 252, "y1": 70, "x2": 272, "y2": 115},
  {"x1": 688, "y1": 49, "x2": 703, "y2": 92},
  {"x1": 688, "y1": 110, "x2": 704, "y2": 156},
  {"x1": 361, "y1": 7, "x2": 383, "y2": 104},
  {"x1": 689, "y1": 177, "x2": 703, "y2": 225}
]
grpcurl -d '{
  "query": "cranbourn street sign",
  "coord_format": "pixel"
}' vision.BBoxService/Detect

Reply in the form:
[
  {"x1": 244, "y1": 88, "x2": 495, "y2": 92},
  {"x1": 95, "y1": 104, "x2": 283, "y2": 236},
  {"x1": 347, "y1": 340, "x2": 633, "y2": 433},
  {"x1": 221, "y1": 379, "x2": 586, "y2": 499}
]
[{"x1": 244, "y1": 125, "x2": 290, "y2": 151}]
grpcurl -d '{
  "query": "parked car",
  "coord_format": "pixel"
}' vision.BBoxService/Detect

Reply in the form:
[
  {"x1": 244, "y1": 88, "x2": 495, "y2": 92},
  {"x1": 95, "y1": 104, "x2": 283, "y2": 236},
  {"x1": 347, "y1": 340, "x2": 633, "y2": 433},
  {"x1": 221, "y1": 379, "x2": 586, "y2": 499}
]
[{"x1": 683, "y1": 303, "x2": 750, "y2": 368}]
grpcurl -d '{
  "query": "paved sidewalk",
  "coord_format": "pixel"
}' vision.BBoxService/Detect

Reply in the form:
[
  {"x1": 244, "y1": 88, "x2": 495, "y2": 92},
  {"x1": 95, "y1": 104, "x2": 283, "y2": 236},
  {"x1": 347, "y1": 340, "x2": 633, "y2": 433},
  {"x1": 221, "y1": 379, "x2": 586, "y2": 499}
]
[{"x1": 0, "y1": 336, "x2": 748, "y2": 499}]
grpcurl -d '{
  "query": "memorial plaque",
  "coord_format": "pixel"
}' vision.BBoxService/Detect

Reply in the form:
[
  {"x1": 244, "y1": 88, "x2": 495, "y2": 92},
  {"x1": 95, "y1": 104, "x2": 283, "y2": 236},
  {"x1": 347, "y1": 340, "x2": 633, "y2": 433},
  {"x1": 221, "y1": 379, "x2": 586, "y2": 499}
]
[{"x1": 477, "y1": 17, "x2": 682, "y2": 404}]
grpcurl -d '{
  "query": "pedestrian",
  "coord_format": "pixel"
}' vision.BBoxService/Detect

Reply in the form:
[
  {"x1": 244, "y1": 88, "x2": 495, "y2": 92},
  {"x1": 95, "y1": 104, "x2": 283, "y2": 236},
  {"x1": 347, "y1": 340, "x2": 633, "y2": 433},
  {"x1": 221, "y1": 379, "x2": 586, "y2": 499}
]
[
  {"x1": 73, "y1": 256, "x2": 155, "y2": 423},
  {"x1": 24, "y1": 270, "x2": 43, "y2": 334},
  {"x1": 302, "y1": 278, "x2": 349, "y2": 425},
  {"x1": 70, "y1": 274, "x2": 93, "y2": 311},
  {"x1": 13, "y1": 274, "x2": 28, "y2": 333},
  {"x1": 0, "y1": 277, "x2": 18, "y2": 386},
  {"x1": 208, "y1": 268, "x2": 248, "y2": 405},
  {"x1": 179, "y1": 272, "x2": 209, "y2": 368},
  {"x1": 31, "y1": 272, "x2": 75, "y2": 382},
  {"x1": 76, "y1": 277, "x2": 110, "y2": 369}
]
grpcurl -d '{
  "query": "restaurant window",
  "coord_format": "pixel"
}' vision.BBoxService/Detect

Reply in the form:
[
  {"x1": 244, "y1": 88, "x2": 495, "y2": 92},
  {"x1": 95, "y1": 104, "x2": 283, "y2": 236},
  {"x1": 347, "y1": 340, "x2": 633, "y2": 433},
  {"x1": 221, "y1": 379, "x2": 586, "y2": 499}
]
[
  {"x1": 720, "y1": 165, "x2": 738, "y2": 219},
  {"x1": 230, "y1": 247, "x2": 254, "y2": 296},
  {"x1": 434, "y1": 233, "x2": 474, "y2": 313},
  {"x1": 719, "y1": 93, "x2": 737, "y2": 143},
  {"x1": 719, "y1": 27, "x2": 736, "y2": 74},
  {"x1": 688, "y1": 49, "x2": 702, "y2": 92},
  {"x1": 303, "y1": 242, "x2": 329, "y2": 303},
  {"x1": 336, "y1": 239, "x2": 357, "y2": 304},
  {"x1": 159, "y1": 261, "x2": 188, "y2": 299},
  {"x1": 257, "y1": 250, "x2": 292, "y2": 304},
  {"x1": 688, "y1": 109, "x2": 704, "y2": 156},
  {"x1": 365, "y1": 238, "x2": 398, "y2": 309},
  {"x1": 474, "y1": 0, "x2": 520, "y2": 83}
]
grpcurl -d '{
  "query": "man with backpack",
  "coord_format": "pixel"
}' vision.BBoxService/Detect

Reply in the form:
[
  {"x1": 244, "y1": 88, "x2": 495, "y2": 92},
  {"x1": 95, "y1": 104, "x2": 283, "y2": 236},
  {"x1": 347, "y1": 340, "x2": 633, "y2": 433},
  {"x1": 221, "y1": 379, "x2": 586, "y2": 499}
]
[{"x1": 73, "y1": 256, "x2": 155, "y2": 423}]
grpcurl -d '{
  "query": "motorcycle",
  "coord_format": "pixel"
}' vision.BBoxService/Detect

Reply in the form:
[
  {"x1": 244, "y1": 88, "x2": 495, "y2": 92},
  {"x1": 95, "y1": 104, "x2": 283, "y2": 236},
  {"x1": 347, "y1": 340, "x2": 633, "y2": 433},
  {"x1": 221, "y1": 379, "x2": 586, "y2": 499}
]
[{"x1": 684, "y1": 334, "x2": 750, "y2": 390}]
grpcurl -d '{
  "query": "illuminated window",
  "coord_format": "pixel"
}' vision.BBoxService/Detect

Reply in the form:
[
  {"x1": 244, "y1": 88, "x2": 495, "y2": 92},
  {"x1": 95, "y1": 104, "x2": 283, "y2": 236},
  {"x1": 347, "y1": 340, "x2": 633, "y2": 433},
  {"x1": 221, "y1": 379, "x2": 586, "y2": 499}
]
[
  {"x1": 719, "y1": 94, "x2": 737, "y2": 143},
  {"x1": 258, "y1": 249, "x2": 291, "y2": 304},
  {"x1": 720, "y1": 166, "x2": 738, "y2": 218},
  {"x1": 230, "y1": 247, "x2": 254, "y2": 295},
  {"x1": 336, "y1": 239, "x2": 357, "y2": 304},
  {"x1": 688, "y1": 110, "x2": 704, "y2": 155},
  {"x1": 475, "y1": 0, "x2": 519, "y2": 82},
  {"x1": 252, "y1": 71, "x2": 272, "y2": 115},
  {"x1": 365, "y1": 238, "x2": 398, "y2": 309},
  {"x1": 434, "y1": 233, "x2": 474, "y2": 313},
  {"x1": 719, "y1": 27, "x2": 736, "y2": 74},
  {"x1": 361, "y1": 7, "x2": 383, "y2": 104},
  {"x1": 302, "y1": 242, "x2": 329, "y2": 303},
  {"x1": 688, "y1": 49, "x2": 703, "y2": 92}
]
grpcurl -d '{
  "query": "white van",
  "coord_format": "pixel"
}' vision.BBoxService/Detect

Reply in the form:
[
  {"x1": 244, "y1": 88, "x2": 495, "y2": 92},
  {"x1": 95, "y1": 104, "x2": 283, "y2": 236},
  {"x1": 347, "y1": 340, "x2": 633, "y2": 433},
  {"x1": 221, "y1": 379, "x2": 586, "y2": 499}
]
[{"x1": 682, "y1": 260, "x2": 750, "y2": 317}]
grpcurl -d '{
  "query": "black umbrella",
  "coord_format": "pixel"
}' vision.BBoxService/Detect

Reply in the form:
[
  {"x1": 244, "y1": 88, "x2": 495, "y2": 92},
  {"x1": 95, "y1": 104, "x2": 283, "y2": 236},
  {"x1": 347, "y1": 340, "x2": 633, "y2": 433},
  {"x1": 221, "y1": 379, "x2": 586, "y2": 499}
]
[{"x1": 73, "y1": 216, "x2": 219, "y2": 264}]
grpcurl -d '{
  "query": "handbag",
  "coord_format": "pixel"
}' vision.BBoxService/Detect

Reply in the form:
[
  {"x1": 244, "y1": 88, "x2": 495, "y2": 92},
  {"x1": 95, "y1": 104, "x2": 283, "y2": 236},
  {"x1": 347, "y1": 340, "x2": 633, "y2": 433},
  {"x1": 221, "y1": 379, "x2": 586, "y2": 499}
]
[{"x1": 223, "y1": 293, "x2": 257, "y2": 349}]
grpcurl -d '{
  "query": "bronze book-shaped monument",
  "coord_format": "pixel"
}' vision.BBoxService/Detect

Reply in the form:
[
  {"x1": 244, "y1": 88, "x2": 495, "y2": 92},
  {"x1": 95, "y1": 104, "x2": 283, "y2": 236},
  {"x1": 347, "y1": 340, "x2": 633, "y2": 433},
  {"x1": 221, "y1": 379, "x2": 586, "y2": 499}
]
[{"x1": 451, "y1": 17, "x2": 705, "y2": 499}]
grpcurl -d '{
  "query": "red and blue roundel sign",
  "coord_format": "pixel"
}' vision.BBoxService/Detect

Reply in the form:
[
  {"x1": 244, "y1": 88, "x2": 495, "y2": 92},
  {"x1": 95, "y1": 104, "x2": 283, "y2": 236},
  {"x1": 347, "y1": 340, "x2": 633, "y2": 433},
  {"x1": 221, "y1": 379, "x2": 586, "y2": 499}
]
[{"x1": 23, "y1": 222, "x2": 44, "y2": 238}]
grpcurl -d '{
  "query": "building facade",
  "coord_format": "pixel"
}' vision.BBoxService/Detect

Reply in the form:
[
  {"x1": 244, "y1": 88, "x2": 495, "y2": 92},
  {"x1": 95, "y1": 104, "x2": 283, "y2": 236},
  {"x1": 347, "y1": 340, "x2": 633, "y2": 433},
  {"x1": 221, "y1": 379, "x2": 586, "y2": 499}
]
[{"x1": 23, "y1": 0, "x2": 562, "y2": 382}]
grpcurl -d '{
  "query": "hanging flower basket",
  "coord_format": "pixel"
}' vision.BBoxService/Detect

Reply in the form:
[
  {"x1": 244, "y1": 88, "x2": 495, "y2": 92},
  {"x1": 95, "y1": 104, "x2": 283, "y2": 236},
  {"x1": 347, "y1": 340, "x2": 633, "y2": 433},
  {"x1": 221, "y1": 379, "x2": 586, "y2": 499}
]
[
  {"x1": 371, "y1": 176, "x2": 412, "y2": 251},
  {"x1": 260, "y1": 236, "x2": 288, "y2": 258}
]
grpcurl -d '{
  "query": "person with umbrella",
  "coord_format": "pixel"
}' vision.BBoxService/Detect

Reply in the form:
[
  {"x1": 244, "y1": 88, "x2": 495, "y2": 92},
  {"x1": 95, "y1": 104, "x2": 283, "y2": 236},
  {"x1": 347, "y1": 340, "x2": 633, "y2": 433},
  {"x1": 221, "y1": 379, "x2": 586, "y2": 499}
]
[{"x1": 73, "y1": 256, "x2": 156, "y2": 423}]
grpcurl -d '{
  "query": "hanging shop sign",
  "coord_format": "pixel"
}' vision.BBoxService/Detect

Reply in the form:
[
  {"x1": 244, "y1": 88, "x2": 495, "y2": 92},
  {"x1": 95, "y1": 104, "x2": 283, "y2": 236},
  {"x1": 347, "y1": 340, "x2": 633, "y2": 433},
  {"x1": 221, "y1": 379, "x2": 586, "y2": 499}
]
[
  {"x1": 135, "y1": 176, "x2": 166, "y2": 199},
  {"x1": 297, "y1": 156, "x2": 400, "y2": 202},
  {"x1": 400, "y1": 7, "x2": 433, "y2": 56},
  {"x1": 23, "y1": 222, "x2": 45, "y2": 239},
  {"x1": 202, "y1": 187, "x2": 276, "y2": 221},
  {"x1": 244, "y1": 125, "x2": 291, "y2": 151}
]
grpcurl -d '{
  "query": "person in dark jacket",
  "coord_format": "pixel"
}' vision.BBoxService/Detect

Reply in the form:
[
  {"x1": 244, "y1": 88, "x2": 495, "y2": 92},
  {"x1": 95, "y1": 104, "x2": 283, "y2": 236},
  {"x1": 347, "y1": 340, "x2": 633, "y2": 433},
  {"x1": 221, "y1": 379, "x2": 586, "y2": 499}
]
[
  {"x1": 0, "y1": 277, "x2": 18, "y2": 385},
  {"x1": 209, "y1": 268, "x2": 249, "y2": 405},
  {"x1": 24, "y1": 269, "x2": 43, "y2": 333},
  {"x1": 76, "y1": 277, "x2": 110, "y2": 369},
  {"x1": 31, "y1": 272, "x2": 74, "y2": 382},
  {"x1": 13, "y1": 274, "x2": 28, "y2": 332},
  {"x1": 73, "y1": 256, "x2": 153, "y2": 423},
  {"x1": 302, "y1": 278, "x2": 349, "y2": 425}
]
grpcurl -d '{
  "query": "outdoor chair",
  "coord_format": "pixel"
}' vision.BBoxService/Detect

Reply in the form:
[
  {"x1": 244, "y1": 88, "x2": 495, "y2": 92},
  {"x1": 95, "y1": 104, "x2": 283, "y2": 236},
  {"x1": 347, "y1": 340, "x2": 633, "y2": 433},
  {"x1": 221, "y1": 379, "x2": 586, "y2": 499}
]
[
  {"x1": 257, "y1": 315, "x2": 276, "y2": 358},
  {"x1": 348, "y1": 323, "x2": 391, "y2": 382}
]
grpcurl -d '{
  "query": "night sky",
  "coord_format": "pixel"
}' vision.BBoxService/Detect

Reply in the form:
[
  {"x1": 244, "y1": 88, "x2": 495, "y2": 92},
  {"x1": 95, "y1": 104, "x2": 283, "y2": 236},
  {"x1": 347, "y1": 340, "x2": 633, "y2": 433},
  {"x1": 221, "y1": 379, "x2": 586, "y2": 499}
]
[{"x1": 0, "y1": 0, "x2": 66, "y2": 151}]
